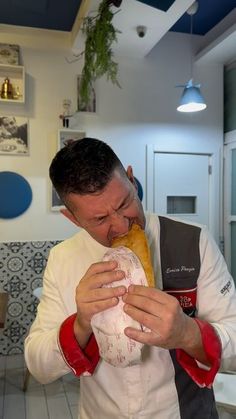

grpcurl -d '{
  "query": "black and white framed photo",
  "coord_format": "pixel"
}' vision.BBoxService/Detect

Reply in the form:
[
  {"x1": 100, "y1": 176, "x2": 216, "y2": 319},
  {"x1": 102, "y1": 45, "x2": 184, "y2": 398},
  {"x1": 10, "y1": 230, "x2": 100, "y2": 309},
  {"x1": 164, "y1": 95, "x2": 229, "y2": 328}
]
[
  {"x1": 77, "y1": 75, "x2": 96, "y2": 113},
  {"x1": 51, "y1": 129, "x2": 86, "y2": 211},
  {"x1": 0, "y1": 43, "x2": 20, "y2": 65},
  {"x1": 0, "y1": 115, "x2": 29, "y2": 155},
  {"x1": 58, "y1": 129, "x2": 86, "y2": 151}
]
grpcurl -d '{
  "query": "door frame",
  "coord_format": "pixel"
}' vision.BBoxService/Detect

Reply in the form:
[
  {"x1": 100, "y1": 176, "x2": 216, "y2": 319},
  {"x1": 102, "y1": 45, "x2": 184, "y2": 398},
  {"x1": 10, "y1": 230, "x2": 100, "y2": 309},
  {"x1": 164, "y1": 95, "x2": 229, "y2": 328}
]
[{"x1": 146, "y1": 144, "x2": 222, "y2": 243}]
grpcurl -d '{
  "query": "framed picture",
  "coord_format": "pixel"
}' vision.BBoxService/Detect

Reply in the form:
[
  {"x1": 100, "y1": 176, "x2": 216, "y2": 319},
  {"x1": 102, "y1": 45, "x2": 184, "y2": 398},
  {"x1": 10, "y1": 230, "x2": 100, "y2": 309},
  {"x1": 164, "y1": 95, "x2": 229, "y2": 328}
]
[
  {"x1": 51, "y1": 129, "x2": 86, "y2": 210},
  {"x1": 51, "y1": 187, "x2": 64, "y2": 210},
  {"x1": 0, "y1": 115, "x2": 29, "y2": 155},
  {"x1": 0, "y1": 44, "x2": 20, "y2": 65},
  {"x1": 58, "y1": 129, "x2": 85, "y2": 151},
  {"x1": 77, "y1": 75, "x2": 96, "y2": 113}
]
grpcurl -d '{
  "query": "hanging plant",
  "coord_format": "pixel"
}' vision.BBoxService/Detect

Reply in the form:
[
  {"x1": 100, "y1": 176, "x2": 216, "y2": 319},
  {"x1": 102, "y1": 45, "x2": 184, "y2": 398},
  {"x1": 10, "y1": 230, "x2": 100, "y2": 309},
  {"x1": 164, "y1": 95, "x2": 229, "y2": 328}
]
[{"x1": 78, "y1": 0, "x2": 122, "y2": 109}]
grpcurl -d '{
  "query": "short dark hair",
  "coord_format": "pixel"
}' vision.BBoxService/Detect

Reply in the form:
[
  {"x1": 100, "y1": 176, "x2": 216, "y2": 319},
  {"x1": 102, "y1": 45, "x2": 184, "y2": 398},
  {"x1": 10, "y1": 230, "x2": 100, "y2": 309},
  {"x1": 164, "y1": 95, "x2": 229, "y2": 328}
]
[{"x1": 49, "y1": 137, "x2": 126, "y2": 203}]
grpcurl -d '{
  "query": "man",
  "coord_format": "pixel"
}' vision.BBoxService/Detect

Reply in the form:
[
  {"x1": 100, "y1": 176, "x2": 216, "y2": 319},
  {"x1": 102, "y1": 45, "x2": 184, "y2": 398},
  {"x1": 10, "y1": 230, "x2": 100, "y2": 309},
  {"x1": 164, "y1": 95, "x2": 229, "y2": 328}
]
[
  {"x1": 0, "y1": 116, "x2": 27, "y2": 146},
  {"x1": 25, "y1": 138, "x2": 236, "y2": 419}
]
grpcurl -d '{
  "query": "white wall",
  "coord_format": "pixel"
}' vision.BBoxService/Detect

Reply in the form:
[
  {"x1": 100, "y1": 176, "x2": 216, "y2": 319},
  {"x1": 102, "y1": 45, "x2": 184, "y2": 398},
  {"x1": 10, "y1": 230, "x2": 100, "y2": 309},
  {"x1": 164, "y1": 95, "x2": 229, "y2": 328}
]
[{"x1": 0, "y1": 29, "x2": 223, "y2": 242}]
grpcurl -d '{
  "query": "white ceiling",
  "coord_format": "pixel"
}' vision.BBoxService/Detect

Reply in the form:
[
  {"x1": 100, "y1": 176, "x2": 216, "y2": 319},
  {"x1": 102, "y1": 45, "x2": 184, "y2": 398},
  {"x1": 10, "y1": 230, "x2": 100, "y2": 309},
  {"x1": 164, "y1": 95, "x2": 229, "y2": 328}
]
[
  {"x1": 72, "y1": 0, "x2": 195, "y2": 57},
  {"x1": 111, "y1": 0, "x2": 195, "y2": 58},
  {"x1": 196, "y1": 9, "x2": 236, "y2": 65},
  {"x1": 72, "y1": 0, "x2": 236, "y2": 65}
]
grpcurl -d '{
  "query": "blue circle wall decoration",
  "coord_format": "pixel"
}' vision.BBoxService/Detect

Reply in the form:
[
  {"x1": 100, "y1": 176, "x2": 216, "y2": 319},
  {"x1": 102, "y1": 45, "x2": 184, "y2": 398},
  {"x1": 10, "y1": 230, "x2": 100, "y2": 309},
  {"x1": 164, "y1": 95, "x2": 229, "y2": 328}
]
[
  {"x1": 0, "y1": 171, "x2": 32, "y2": 219},
  {"x1": 134, "y1": 177, "x2": 143, "y2": 201}
]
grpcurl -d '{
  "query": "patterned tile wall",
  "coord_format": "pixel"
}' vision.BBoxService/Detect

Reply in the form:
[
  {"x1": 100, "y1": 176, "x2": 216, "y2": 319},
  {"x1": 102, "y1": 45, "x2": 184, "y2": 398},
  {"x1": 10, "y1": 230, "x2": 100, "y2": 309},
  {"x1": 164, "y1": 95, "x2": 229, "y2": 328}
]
[{"x1": 0, "y1": 241, "x2": 60, "y2": 355}]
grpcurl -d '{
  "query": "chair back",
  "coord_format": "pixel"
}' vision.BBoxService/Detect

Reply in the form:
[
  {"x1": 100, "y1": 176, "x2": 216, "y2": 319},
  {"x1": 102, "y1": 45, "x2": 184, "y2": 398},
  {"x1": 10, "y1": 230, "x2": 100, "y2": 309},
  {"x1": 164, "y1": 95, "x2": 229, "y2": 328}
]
[{"x1": 0, "y1": 292, "x2": 8, "y2": 328}]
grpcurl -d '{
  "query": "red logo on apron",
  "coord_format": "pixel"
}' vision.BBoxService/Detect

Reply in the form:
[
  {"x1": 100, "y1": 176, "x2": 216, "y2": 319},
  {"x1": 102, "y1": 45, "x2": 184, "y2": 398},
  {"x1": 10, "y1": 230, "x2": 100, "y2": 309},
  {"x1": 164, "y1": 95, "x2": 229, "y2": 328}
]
[{"x1": 165, "y1": 288, "x2": 197, "y2": 315}]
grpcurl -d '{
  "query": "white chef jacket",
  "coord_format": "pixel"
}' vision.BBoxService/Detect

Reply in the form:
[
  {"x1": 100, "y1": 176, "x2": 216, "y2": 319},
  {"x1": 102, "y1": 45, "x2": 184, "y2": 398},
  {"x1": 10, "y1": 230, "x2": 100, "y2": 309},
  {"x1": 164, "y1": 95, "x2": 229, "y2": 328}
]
[{"x1": 24, "y1": 213, "x2": 236, "y2": 419}]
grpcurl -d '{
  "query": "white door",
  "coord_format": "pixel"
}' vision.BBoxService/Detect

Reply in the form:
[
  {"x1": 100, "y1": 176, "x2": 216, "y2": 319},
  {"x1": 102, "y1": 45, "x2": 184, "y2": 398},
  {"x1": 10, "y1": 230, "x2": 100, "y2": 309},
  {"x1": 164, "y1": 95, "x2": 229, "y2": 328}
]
[
  {"x1": 153, "y1": 152, "x2": 211, "y2": 227},
  {"x1": 224, "y1": 134, "x2": 236, "y2": 283}
]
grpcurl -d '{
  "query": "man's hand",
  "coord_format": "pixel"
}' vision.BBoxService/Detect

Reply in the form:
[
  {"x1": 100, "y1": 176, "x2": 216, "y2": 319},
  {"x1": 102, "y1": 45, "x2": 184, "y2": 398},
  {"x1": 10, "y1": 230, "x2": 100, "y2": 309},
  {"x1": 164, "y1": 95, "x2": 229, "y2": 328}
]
[
  {"x1": 122, "y1": 285, "x2": 208, "y2": 364},
  {"x1": 74, "y1": 260, "x2": 126, "y2": 348}
]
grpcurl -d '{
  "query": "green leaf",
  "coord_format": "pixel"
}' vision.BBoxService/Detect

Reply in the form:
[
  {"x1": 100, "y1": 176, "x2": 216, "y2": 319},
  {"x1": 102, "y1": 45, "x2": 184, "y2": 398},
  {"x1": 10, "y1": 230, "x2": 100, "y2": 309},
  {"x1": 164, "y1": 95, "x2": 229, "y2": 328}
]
[{"x1": 78, "y1": 0, "x2": 121, "y2": 109}]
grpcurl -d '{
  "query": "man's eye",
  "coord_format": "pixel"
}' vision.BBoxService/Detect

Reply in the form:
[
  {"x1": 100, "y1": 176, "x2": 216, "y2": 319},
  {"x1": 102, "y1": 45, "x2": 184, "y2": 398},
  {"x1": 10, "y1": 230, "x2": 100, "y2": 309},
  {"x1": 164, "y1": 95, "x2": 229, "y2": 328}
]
[
  {"x1": 96, "y1": 216, "x2": 106, "y2": 224},
  {"x1": 121, "y1": 199, "x2": 132, "y2": 210}
]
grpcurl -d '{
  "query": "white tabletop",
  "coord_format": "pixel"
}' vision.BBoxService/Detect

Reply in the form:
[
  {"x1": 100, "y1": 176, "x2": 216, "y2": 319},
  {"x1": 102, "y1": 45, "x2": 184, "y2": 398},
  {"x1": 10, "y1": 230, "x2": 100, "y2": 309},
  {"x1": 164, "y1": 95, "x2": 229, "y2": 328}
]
[{"x1": 213, "y1": 373, "x2": 236, "y2": 409}]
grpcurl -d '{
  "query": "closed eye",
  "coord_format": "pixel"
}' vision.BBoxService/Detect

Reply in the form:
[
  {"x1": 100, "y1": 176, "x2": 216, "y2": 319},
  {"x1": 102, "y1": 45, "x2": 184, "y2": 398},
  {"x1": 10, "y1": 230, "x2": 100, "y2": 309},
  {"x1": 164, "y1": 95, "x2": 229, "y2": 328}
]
[
  {"x1": 94, "y1": 215, "x2": 107, "y2": 225},
  {"x1": 118, "y1": 195, "x2": 133, "y2": 211}
]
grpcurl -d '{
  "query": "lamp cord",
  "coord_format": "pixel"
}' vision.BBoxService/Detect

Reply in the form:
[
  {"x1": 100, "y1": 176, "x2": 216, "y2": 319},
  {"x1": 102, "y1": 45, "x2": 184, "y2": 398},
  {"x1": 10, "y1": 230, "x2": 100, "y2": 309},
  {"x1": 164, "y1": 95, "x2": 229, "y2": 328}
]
[{"x1": 190, "y1": 13, "x2": 193, "y2": 81}]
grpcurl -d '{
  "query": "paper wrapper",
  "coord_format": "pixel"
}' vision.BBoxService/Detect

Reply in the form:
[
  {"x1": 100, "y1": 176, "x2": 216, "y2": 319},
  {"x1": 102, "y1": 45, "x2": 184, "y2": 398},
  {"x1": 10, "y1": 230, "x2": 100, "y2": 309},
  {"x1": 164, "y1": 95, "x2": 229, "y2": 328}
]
[{"x1": 91, "y1": 246, "x2": 148, "y2": 368}]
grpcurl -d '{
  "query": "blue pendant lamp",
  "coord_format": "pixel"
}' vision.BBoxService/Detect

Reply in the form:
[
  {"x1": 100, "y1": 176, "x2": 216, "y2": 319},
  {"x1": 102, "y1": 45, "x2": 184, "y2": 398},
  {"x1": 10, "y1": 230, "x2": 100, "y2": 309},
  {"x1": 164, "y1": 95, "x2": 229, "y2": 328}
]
[
  {"x1": 177, "y1": 1, "x2": 207, "y2": 113},
  {"x1": 177, "y1": 79, "x2": 206, "y2": 112}
]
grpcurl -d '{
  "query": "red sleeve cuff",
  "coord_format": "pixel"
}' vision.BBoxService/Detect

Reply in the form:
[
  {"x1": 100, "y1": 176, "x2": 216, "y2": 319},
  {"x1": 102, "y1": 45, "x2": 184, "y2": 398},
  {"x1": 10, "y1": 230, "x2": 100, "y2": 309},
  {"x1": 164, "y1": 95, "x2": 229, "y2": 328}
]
[
  {"x1": 176, "y1": 318, "x2": 222, "y2": 388},
  {"x1": 58, "y1": 313, "x2": 100, "y2": 377}
]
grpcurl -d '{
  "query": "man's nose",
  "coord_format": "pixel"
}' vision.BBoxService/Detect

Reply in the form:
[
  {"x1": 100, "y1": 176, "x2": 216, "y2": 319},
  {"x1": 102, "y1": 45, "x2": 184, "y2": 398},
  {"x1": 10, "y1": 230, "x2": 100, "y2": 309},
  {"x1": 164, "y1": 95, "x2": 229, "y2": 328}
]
[{"x1": 110, "y1": 212, "x2": 129, "y2": 235}]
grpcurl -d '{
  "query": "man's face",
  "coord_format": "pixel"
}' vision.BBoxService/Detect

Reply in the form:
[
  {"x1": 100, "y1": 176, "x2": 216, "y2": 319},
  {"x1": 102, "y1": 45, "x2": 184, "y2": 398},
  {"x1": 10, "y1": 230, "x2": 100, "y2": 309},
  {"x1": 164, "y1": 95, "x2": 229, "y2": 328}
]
[
  {"x1": 2, "y1": 118, "x2": 17, "y2": 136},
  {"x1": 64, "y1": 169, "x2": 145, "y2": 247}
]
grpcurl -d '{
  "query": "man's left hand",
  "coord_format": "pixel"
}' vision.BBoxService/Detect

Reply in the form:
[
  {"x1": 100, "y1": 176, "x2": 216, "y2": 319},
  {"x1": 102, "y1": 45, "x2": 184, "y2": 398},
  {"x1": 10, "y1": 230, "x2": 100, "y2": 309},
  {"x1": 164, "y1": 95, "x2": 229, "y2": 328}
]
[{"x1": 122, "y1": 285, "x2": 199, "y2": 353}]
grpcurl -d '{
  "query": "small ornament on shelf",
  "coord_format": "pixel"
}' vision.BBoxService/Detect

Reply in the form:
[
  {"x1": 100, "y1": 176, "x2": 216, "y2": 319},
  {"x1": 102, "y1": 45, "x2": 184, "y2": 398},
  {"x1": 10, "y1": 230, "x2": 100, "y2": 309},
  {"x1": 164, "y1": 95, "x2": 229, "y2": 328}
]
[
  {"x1": 12, "y1": 85, "x2": 21, "y2": 100},
  {"x1": 59, "y1": 99, "x2": 73, "y2": 128},
  {"x1": 1, "y1": 77, "x2": 13, "y2": 99}
]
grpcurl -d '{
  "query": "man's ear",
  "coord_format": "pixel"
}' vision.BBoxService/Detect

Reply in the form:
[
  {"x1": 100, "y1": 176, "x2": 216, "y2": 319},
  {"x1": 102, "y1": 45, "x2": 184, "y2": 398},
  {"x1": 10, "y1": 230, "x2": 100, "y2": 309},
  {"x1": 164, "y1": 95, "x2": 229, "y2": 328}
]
[
  {"x1": 126, "y1": 165, "x2": 138, "y2": 191},
  {"x1": 60, "y1": 208, "x2": 81, "y2": 227}
]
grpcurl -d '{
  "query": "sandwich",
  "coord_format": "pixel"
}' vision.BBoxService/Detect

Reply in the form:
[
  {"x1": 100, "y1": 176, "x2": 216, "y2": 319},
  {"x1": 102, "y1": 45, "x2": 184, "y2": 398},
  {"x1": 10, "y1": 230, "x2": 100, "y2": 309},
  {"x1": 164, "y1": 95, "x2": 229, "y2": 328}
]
[{"x1": 111, "y1": 223, "x2": 155, "y2": 288}]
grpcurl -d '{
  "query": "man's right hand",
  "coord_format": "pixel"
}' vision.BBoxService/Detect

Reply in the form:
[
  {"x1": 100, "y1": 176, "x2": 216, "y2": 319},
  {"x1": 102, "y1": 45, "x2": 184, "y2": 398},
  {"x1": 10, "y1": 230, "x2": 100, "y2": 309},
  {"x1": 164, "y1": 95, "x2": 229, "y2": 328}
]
[{"x1": 73, "y1": 260, "x2": 126, "y2": 348}]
